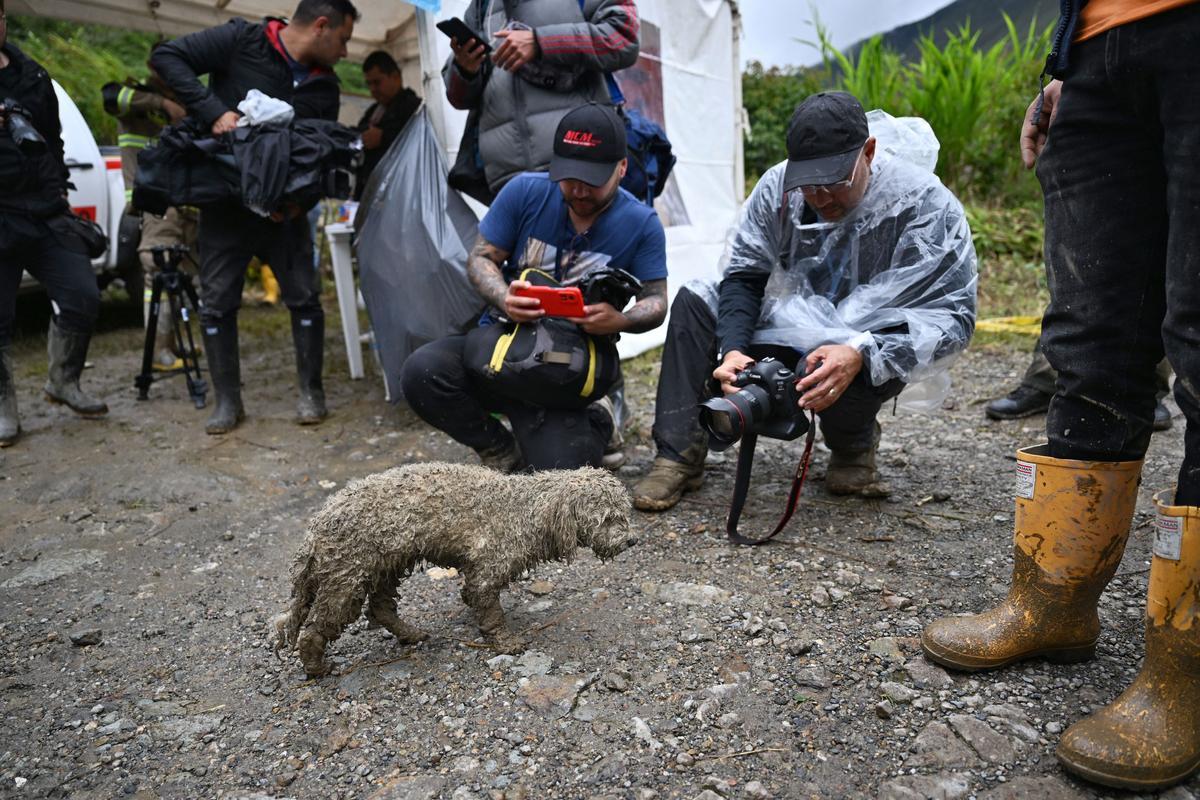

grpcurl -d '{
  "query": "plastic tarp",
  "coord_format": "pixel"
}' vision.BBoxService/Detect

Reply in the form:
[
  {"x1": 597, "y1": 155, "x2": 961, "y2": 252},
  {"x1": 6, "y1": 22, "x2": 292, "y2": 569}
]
[
  {"x1": 692, "y1": 144, "x2": 977, "y2": 411},
  {"x1": 427, "y1": 0, "x2": 742, "y2": 359},
  {"x1": 355, "y1": 106, "x2": 485, "y2": 401}
]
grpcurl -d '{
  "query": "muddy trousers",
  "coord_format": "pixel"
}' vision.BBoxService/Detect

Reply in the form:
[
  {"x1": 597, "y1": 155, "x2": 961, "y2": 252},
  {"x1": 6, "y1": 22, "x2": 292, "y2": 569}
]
[
  {"x1": 1021, "y1": 336, "x2": 1171, "y2": 402},
  {"x1": 195, "y1": 204, "x2": 322, "y2": 326},
  {"x1": 650, "y1": 287, "x2": 903, "y2": 463},
  {"x1": 0, "y1": 213, "x2": 100, "y2": 346},
  {"x1": 400, "y1": 335, "x2": 613, "y2": 471},
  {"x1": 1037, "y1": 3, "x2": 1200, "y2": 503}
]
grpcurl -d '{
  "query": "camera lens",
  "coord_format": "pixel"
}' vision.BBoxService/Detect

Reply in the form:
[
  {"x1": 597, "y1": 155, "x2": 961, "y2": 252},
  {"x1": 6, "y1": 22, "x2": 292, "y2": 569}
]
[{"x1": 698, "y1": 384, "x2": 771, "y2": 451}]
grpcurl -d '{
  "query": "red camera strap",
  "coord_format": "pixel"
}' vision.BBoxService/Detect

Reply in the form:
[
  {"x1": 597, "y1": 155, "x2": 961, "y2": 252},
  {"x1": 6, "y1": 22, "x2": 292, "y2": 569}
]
[{"x1": 725, "y1": 411, "x2": 818, "y2": 547}]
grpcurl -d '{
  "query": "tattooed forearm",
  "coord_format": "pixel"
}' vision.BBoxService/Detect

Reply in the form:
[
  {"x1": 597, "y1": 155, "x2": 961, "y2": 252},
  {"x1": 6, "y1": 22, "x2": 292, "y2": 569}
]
[
  {"x1": 621, "y1": 279, "x2": 668, "y2": 334},
  {"x1": 467, "y1": 235, "x2": 512, "y2": 309}
]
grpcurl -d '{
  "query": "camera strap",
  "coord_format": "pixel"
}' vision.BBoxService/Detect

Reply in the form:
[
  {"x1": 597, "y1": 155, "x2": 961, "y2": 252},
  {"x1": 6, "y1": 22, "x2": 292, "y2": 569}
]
[{"x1": 725, "y1": 411, "x2": 817, "y2": 547}]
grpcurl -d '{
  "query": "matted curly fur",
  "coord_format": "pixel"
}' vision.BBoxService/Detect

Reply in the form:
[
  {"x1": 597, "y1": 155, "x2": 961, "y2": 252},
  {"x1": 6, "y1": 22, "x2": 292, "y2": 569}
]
[{"x1": 273, "y1": 462, "x2": 635, "y2": 677}]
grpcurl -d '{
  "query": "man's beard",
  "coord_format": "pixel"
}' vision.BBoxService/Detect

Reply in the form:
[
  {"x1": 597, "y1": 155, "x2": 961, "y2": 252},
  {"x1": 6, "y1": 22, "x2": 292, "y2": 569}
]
[{"x1": 566, "y1": 183, "x2": 619, "y2": 218}]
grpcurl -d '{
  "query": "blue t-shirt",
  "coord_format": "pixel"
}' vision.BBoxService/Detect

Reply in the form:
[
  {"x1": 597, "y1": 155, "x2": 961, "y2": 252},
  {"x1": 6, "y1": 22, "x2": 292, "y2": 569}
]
[{"x1": 478, "y1": 172, "x2": 668, "y2": 287}]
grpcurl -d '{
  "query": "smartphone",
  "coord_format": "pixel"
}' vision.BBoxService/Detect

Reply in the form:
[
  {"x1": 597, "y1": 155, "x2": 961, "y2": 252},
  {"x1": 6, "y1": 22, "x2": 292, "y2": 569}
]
[
  {"x1": 436, "y1": 17, "x2": 492, "y2": 53},
  {"x1": 515, "y1": 286, "x2": 586, "y2": 318}
]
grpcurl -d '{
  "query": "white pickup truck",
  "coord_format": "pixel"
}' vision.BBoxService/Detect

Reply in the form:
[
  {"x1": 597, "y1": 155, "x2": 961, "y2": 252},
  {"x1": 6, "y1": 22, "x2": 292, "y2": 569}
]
[{"x1": 18, "y1": 80, "x2": 139, "y2": 293}]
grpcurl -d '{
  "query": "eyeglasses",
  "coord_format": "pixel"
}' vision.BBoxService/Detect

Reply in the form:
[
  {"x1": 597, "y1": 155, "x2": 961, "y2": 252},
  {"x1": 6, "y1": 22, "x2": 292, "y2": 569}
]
[{"x1": 798, "y1": 150, "x2": 862, "y2": 195}]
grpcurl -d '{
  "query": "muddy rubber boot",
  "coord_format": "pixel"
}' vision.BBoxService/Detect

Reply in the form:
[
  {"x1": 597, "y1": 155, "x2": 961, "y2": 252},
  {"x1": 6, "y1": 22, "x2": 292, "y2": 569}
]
[
  {"x1": 633, "y1": 446, "x2": 706, "y2": 512},
  {"x1": 202, "y1": 321, "x2": 244, "y2": 435},
  {"x1": 0, "y1": 344, "x2": 19, "y2": 447},
  {"x1": 921, "y1": 444, "x2": 1142, "y2": 671},
  {"x1": 261, "y1": 265, "x2": 280, "y2": 306},
  {"x1": 43, "y1": 321, "x2": 108, "y2": 418},
  {"x1": 826, "y1": 423, "x2": 890, "y2": 497},
  {"x1": 1056, "y1": 491, "x2": 1200, "y2": 790},
  {"x1": 291, "y1": 312, "x2": 327, "y2": 425}
]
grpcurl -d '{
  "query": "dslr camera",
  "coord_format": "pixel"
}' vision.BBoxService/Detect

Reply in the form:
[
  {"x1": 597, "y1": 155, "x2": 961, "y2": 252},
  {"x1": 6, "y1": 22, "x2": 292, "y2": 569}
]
[
  {"x1": 698, "y1": 357, "x2": 809, "y2": 450},
  {"x1": 0, "y1": 99, "x2": 47, "y2": 155}
]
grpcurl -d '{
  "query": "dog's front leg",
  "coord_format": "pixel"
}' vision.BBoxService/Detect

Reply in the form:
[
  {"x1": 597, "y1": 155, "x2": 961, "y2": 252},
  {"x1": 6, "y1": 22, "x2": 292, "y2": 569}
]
[{"x1": 464, "y1": 581, "x2": 525, "y2": 654}]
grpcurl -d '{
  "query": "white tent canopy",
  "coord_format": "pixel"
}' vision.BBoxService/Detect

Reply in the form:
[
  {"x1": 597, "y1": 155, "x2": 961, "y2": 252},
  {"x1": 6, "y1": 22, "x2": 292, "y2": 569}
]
[{"x1": 16, "y1": 0, "x2": 745, "y2": 357}]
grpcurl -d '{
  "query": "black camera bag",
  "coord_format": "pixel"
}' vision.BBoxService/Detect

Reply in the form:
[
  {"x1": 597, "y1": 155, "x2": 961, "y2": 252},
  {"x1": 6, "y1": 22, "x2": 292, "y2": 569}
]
[{"x1": 463, "y1": 268, "x2": 620, "y2": 410}]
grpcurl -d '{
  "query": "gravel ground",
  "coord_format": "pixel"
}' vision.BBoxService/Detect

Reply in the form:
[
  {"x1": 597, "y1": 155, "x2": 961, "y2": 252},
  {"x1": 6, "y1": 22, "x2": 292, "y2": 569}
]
[{"x1": 0, "y1": 305, "x2": 1193, "y2": 800}]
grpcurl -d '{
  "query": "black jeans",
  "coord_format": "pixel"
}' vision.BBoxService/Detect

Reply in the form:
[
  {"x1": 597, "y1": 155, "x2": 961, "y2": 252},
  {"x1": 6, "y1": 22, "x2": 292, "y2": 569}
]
[
  {"x1": 0, "y1": 212, "x2": 100, "y2": 345},
  {"x1": 1037, "y1": 3, "x2": 1200, "y2": 503},
  {"x1": 400, "y1": 334, "x2": 613, "y2": 471},
  {"x1": 1021, "y1": 336, "x2": 1171, "y2": 401},
  {"x1": 196, "y1": 204, "x2": 322, "y2": 325},
  {"x1": 651, "y1": 287, "x2": 904, "y2": 463}
]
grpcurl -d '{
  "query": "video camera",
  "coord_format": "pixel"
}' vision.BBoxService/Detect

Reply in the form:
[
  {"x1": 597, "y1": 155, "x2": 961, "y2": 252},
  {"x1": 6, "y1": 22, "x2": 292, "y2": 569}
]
[
  {"x1": 0, "y1": 99, "x2": 47, "y2": 155},
  {"x1": 698, "y1": 357, "x2": 810, "y2": 450}
]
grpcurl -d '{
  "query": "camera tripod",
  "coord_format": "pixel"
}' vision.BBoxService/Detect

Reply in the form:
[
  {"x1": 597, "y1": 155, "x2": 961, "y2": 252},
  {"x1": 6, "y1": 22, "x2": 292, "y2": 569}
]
[{"x1": 134, "y1": 245, "x2": 207, "y2": 408}]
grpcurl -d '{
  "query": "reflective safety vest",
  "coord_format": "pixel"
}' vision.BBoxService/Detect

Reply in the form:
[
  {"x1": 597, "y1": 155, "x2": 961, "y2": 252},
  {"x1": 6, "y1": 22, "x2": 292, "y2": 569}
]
[{"x1": 102, "y1": 78, "x2": 173, "y2": 208}]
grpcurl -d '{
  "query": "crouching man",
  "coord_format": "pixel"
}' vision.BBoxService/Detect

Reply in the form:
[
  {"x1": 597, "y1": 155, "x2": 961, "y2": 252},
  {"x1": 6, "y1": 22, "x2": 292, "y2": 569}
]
[
  {"x1": 633, "y1": 91, "x2": 977, "y2": 511},
  {"x1": 401, "y1": 103, "x2": 668, "y2": 471}
]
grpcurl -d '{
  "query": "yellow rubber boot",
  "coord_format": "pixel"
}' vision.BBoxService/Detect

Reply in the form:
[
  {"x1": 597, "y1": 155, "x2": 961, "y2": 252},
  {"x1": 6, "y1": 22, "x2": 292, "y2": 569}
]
[
  {"x1": 261, "y1": 265, "x2": 280, "y2": 306},
  {"x1": 921, "y1": 444, "x2": 1142, "y2": 671},
  {"x1": 1057, "y1": 491, "x2": 1200, "y2": 790}
]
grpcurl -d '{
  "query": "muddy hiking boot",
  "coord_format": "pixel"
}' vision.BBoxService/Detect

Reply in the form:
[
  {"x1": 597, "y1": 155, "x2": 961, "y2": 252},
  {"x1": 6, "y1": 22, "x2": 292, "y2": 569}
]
[
  {"x1": 1056, "y1": 490, "x2": 1200, "y2": 791},
  {"x1": 0, "y1": 344, "x2": 19, "y2": 447},
  {"x1": 477, "y1": 436, "x2": 522, "y2": 473},
  {"x1": 921, "y1": 445, "x2": 1142, "y2": 672},
  {"x1": 202, "y1": 321, "x2": 245, "y2": 435},
  {"x1": 985, "y1": 385, "x2": 1052, "y2": 420},
  {"x1": 633, "y1": 447, "x2": 706, "y2": 512},
  {"x1": 592, "y1": 395, "x2": 626, "y2": 470},
  {"x1": 825, "y1": 422, "x2": 889, "y2": 497},
  {"x1": 43, "y1": 321, "x2": 108, "y2": 418},
  {"x1": 291, "y1": 312, "x2": 327, "y2": 425}
]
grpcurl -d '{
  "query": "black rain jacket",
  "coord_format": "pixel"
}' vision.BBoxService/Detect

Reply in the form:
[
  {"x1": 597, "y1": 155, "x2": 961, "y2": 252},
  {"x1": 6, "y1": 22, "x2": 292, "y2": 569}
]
[
  {"x1": 150, "y1": 17, "x2": 340, "y2": 128},
  {"x1": 0, "y1": 43, "x2": 70, "y2": 218}
]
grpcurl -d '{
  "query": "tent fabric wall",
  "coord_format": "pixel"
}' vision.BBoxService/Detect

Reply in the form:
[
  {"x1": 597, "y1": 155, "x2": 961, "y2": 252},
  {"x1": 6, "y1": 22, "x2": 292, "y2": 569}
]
[{"x1": 418, "y1": 0, "x2": 742, "y2": 359}]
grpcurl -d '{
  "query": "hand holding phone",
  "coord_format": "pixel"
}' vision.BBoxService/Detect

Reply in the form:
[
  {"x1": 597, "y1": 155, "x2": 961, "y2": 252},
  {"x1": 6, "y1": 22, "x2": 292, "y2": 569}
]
[
  {"x1": 514, "y1": 285, "x2": 586, "y2": 318},
  {"x1": 437, "y1": 17, "x2": 491, "y2": 52}
]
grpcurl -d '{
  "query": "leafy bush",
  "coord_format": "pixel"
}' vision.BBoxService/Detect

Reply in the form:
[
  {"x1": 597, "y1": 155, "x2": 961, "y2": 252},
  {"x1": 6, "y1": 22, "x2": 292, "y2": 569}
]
[{"x1": 9, "y1": 15, "x2": 160, "y2": 146}]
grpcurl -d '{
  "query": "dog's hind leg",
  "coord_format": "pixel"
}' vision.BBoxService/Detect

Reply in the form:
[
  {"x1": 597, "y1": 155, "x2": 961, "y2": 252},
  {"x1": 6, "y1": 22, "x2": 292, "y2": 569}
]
[{"x1": 365, "y1": 577, "x2": 428, "y2": 645}]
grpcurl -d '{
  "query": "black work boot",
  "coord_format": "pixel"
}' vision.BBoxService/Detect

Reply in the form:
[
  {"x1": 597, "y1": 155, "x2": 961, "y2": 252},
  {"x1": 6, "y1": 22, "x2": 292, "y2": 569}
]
[
  {"x1": 1153, "y1": 399, "x2": 1173, "y2": 432},
  {"x1": 985, "y1": 385, "x2": 1052, "y2": 420},
  {"x1": 290, "y1": 311, "x2": 327, "y2": 425},
  {"x1": 202, "y1": 320, "x2": 244, "y2": 435},
  {"x1": 0, "y1": 344, "x2": 19, "y2": 447},
  {"x1": 43, "y1": 321, "x2": 108, "y2": 418}
]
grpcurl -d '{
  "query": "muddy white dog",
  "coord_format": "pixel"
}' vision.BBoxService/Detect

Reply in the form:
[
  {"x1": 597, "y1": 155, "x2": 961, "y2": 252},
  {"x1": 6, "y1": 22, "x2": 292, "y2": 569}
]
[{"x1": 274, "y1": 462, "x2": 635, "y2": 677}]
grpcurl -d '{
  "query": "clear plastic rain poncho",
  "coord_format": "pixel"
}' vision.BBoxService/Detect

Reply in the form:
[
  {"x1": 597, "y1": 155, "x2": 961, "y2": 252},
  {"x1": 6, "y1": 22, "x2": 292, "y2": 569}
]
[{"x1": 692, "y1": 115, "x2": 977, "y2": 410}]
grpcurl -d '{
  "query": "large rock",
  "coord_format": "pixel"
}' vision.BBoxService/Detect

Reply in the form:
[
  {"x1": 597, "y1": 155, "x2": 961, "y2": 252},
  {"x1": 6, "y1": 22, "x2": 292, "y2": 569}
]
[
  {"x1": 948, "y1": 714, "x2": 1018, "y2": 764},
  {"x1": 904, "y1": 722, "x2": 978, "y2": 769},
  {"x1": 879, "y1": 773, "x2": 971, "y2": 800},
  {"x1": 642, "y1": 582, "x2": 732, "y2": 607},
  {"x1": 976, "y1": 775, "x2": 1083, "y2": 799},
  {"x1": 2, "y1": 550, "x2": 105, "y2": 588}
]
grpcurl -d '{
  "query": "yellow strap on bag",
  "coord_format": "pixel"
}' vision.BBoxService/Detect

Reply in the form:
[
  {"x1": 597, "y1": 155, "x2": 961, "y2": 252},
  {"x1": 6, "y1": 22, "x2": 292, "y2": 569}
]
[
  {"x1": 488, "y1": 323, "x2": 519, "y2": 375},
  {"x1": 581, "y1": 336, "x2": 597, "y2": 398}
]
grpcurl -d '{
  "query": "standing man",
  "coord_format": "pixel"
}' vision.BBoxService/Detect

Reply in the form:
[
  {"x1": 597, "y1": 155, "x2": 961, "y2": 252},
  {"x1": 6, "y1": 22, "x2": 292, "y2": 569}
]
[
  {"x1": 0, "y1": 0, "x2": 108, "y2": 447},
  {"x1": 354, "y1": 50, "x2": 421, "y2": 199},
  {"x1": 445, "y1": 0, "x2": 640, "y2": 196},
  {"x1": 400, "y1": 103, "x2": 668, "y2": 471},
  {"x1": 922, "y1": 2, "x2": 1200, "y2": 790},
  {"x1": 632, "y1": 92, "x2": 977, "y2": 511},
  {"x1": 151, "y1": 0, "x2": 358, "y2": 434},
  {"x1": 102, "y1": 45, "x2": 198, "y2": 371}
]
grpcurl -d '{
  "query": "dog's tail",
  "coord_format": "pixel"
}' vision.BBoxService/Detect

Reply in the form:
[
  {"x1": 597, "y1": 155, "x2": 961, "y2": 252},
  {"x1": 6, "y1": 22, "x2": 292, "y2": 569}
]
[{"x1": 274, "y1": 550, "x2": 319, "y2": 656}]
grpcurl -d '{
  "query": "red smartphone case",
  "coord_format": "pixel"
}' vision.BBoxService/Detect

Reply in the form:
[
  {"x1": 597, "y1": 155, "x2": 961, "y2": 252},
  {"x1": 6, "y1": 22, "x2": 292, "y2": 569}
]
[{"x1": 515, "y1": 286, "x2": 586, "y2": 318}]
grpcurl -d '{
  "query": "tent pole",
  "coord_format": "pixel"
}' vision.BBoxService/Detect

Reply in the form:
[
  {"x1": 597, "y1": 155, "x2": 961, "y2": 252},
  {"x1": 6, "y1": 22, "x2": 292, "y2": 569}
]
[
  {"x1": 729, "y1": 0, "x2": 746, "y2": 202},
  {"x1": 415, "y1": 9, "x2": 451, "y2": 154}
]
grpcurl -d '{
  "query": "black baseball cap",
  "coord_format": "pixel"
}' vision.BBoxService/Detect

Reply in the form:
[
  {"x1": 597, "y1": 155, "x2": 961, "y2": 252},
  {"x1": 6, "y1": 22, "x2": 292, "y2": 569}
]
[
  {"x1": 549, "y1": 103, "x2": 627, "y2": 187},
  {"x1": 783, "y1": 91, "x2": 869, "y2": 191}
]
